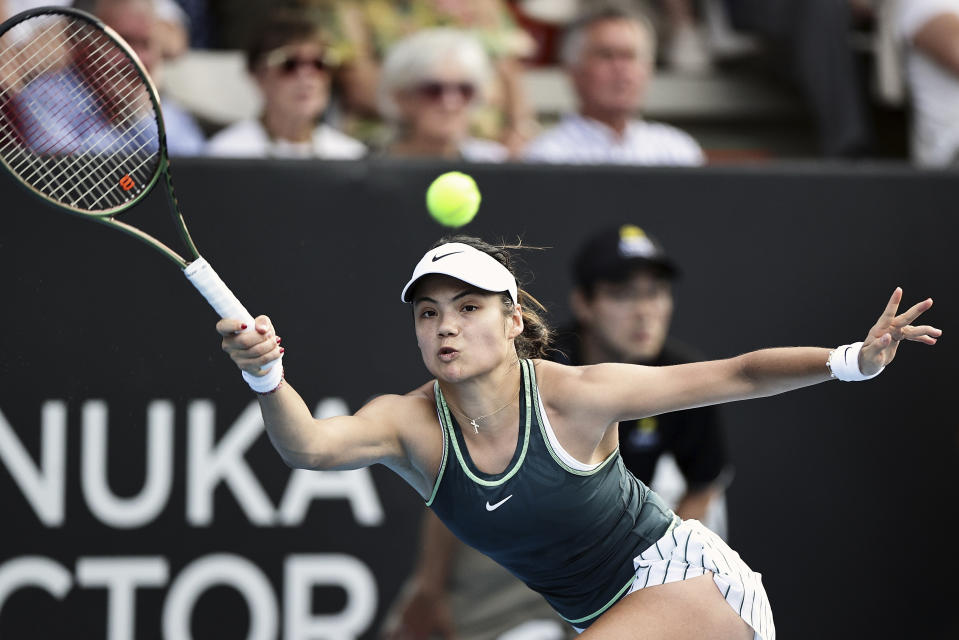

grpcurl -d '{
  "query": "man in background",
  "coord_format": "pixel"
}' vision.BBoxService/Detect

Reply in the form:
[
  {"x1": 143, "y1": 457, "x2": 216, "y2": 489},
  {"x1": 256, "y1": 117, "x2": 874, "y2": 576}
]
[
  {"x1": 553, "y1": 224, "x2": 731, "y2": 533},
  {"x1": 524, "y1": 3, "x2": 705, "y2": 165},
  {"x1": 75, "y1": 0, "x2": 206, "y2": 155}
]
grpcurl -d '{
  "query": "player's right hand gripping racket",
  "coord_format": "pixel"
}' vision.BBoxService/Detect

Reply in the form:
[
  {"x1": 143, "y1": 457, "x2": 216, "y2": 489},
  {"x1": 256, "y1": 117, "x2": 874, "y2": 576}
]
[{"x1": 0, "y1": 6, "x2": 269, "y2": 357}]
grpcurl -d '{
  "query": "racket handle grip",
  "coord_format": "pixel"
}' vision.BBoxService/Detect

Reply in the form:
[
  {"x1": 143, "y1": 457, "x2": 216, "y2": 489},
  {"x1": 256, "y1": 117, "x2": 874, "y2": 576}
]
[
  {"x1": 184, "y1": 257, "x2": 255, "y2": 326},
  {"x1": 184, "y1": 257, "x2": 277, "y2": 373}
]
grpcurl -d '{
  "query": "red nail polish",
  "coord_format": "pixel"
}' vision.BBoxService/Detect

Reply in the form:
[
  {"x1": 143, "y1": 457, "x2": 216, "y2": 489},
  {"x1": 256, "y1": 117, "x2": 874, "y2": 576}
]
[
  {"x1": 279, "y1": 348, "x2": 285, "y2": 354},
  {"x1": 276, "y1": 337, "x2": 282, "y2": 344},
  {"x1": 240, "y1": 323, "x2": 248, "y2": 330}
]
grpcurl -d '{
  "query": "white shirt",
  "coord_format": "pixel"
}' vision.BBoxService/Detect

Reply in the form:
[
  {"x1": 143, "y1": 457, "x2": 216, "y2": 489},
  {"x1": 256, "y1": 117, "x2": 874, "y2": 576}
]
[
  {"x1": 206, "y1": 119, "x2": 366, "y2": 159},
  {"x1": 522, "y1": 113, "x2": 705, "y2": 166},
  {"x1": 459, "y1": 137, "x2": 510, "y2": 163},
  {"x1": 898, "y1": 0, "x2": 959, "y2": 166}
]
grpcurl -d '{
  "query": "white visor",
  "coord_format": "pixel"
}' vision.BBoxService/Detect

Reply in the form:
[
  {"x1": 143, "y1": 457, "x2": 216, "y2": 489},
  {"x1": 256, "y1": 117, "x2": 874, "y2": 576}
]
[{"x1": 401, "y1": 243, "x2": 518, "y2": 304}]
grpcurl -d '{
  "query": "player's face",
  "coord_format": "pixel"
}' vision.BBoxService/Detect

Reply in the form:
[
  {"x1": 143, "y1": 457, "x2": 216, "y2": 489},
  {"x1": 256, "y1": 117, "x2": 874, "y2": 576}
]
[
  {"x1": 256, "y1": 41, "x2": 331, "y2": 124},
  {"x1": 396, "y1": 61, "x2": 477, "y2": 145},
  {"x1": 571, "y1": 18, "x2": 653, "y2": 117},
  {"x1": 412, "y1": 275, "x2": 522, "y2": 382},
  {"x1": 573, "y1": 270, "x2": 673, "y2": 364}
]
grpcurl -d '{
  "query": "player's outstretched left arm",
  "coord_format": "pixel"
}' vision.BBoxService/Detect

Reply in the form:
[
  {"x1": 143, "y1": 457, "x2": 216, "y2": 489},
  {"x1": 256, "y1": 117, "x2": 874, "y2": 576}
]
[
  {"x1": 857, "y1": 287, "x2": 941, "y2": 375},
  {"x1": 544, "y1": 288, "x2": 942, "y2": 429}
]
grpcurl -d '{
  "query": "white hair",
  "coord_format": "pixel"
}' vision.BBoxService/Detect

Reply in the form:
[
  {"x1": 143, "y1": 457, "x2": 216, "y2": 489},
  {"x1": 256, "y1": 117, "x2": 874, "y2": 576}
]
[{"x1": 377, "y1": 28, "x2": 492, "y2": 123}]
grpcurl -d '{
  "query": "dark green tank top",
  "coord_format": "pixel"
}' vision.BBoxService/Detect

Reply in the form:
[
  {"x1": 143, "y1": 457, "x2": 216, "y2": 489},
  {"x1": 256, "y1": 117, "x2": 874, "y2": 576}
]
[{"x1": 426, "y1": 359, "x2": 676, "y2": 628}]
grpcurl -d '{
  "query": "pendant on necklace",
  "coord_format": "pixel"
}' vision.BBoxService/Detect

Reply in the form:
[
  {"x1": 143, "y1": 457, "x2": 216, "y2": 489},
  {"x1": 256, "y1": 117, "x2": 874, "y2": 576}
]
[{"x1": 470, "y1": 419, "x2": 479, "y2": 434}]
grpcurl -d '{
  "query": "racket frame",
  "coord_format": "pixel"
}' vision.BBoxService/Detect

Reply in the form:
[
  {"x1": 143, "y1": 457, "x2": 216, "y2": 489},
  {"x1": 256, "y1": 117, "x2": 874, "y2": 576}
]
[
  {"x1": 0, "y1": 5, "x2": 200, "y2": 268},
  {"x1": 0, "y1": 6, "x2": 270, "y2": 358}
]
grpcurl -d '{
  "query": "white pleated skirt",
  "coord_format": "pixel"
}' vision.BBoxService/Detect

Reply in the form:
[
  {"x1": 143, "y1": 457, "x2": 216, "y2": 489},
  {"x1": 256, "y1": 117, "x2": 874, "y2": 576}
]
[{"x1": 628, "y1": 518, "x2": 775, "y2": 640}]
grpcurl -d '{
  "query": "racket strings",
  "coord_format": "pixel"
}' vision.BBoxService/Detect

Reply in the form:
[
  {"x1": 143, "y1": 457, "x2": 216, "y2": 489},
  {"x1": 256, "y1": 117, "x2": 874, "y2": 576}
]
[
  {"x1": 0, "y1": 23, "x2": 158, "y2": 202},
  {"x1": 2, "y1": 34, "x2": 131, "y2": 189},
  {"x1": 8, "y1": 25, "x2": 156, "y2": 190},
  {"x1": 0, "y1": 19, "x2": 107, "y2": 148},
  {"x1": 0, "y1": 18, "x2": 84, "y2": 150},
  {"x1": 0, "y1": 15, "x2": 76, "y2": 87},
  {"x1": 21, "y1": 61, "x2": 156, "y2": 202},
  {"x1": 0, "y1": 13, "x2": 161, "y2": 212}
]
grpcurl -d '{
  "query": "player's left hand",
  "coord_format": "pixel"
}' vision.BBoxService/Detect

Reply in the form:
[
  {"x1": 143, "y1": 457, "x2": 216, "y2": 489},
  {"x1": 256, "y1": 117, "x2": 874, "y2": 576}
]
[{"x1": 859, "y1": 287, "x2": 941, "y2": 375}]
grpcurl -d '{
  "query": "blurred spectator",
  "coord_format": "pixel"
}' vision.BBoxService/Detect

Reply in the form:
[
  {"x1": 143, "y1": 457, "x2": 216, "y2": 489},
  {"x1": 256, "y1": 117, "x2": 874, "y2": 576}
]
[
  {"x1": 168, "y1": 0, "x2": 211, "y2": 48},
  {"x1": 720, "y1": 0, "x2": 875, "y2": 158},
  {"x1": 554, "y1": 224, "x2": 731, "y2": 537},
  {"x1": 377, "y1": 28, "x2": 509, "y2": 161},
  {"x1": 522, "y1": 0, "x2": 714, "y2": 72},
  {"x1": 152, "y1": 0, "x2": 188, "y2": 59},
  {"x1": 659, "y1": 0, "x2": 713, "y2": 73},
  {"x1": 897, "y1": 0, "x2": 959, "y2": 167},
  {"x1": 74, "y1": 0, "x2": 205, "y2": 156},
  {"x1": 3, "y1": 0, "x2": 70, "y2": 20},
  {"x1": 205, "y1": 10, "x2": 365, "y2": 159},
  {"x1": 523, "y1": 3, "x2": 705, "y2": 165},
  {"x1": 298, "y1": 0, "x2": 538, "y2": 155}
]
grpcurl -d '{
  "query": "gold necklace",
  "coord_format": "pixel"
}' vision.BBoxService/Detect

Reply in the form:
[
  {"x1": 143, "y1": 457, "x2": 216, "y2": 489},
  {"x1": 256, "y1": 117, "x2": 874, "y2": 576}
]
[
  {"x1": 446, "y1": 395, "x2": 517, "y2": 434},
  {"x1": 442, "y1": 366, "x2": 520, "y2": 434}
]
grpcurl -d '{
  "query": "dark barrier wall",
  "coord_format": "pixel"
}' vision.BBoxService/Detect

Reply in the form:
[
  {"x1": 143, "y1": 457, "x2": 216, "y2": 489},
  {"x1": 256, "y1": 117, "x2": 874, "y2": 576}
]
[{"x1": 1, "y1": 159, "x2": 957, "y2": 639}]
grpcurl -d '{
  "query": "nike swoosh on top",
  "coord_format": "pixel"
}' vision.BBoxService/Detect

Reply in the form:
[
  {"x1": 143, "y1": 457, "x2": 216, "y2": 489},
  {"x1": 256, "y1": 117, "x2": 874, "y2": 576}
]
[
  {"x1": 432, "y1": 250, "x2": 464, "y2": 262},
  {"x1": 485, "y1": 495, "x2": 513, "y2": 511}
]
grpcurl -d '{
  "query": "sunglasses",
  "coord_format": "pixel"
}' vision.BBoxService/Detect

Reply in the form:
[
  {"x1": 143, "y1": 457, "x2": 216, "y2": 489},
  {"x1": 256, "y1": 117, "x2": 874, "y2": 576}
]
[
  {"x1": 414, "y1": 81, "x2": 476, "y2": 102},
  {"x1": 263, "y1": 50, "x2": 330, "y2": 75}
]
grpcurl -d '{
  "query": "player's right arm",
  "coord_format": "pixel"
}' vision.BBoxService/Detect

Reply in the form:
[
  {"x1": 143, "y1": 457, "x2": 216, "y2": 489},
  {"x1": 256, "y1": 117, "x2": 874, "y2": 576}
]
[
  {"x1": 216, "y1": 317, "x2": 436, "y2": 488},
  {"x1": 256, "y1": 383, "x2": 405, "y2": 471}
]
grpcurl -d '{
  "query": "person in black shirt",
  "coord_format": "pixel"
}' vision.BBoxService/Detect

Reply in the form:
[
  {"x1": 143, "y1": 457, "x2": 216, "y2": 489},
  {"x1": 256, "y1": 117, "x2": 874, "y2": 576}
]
[{"x1": 552, "y1": 223, "x2": 732, "y2": 536}]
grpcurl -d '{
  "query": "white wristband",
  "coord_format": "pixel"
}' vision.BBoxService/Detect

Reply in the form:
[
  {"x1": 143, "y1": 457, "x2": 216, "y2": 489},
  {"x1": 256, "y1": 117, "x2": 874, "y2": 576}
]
[
  {"x1": 827, "y1": 342, "x2": 883, "y2": 381},
  {"x1": 242, "y1": 360, "x2": 284, "y2": 394}
]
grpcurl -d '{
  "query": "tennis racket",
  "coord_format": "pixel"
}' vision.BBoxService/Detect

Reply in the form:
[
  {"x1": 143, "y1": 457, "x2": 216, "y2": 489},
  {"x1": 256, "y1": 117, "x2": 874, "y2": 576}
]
[{"x1": 0, "y1": 6, "x2": 264, "y2": 349}]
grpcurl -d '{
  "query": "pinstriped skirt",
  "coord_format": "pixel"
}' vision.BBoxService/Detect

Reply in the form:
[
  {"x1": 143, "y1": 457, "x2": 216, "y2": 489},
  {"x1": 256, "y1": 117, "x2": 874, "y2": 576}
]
[{"x1": 628, "y1": 518, "x2": 775, "y2": 640}]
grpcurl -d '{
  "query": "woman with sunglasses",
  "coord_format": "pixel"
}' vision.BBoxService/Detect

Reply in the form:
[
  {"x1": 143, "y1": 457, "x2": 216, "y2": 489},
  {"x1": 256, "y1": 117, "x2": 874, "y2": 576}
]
[
  {"x1": 376, "y1": 28, "x2": 510, "y2": 161},
  {"x1": 217, "y1": 236, "x2": 939, "y2": 640},
  {"x1": 206, "y1": 11, "x2": 366, "y2": 159}
]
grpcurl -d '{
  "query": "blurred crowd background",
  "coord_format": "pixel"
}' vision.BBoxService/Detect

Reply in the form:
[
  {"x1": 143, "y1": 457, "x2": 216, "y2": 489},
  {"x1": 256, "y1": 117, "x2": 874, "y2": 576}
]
[{"x1": 4, "y1": 0, "x2": 956, "y2": 167}]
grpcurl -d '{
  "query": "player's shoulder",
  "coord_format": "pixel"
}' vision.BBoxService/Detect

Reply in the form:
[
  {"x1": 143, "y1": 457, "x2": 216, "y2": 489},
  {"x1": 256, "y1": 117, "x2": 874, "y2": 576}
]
[
  {"x1": 531, "y1": 358, "x2": 605, "y2": 397},
  {"x1": 359, "y1": 380, "x2": 436, "y2": 416}
]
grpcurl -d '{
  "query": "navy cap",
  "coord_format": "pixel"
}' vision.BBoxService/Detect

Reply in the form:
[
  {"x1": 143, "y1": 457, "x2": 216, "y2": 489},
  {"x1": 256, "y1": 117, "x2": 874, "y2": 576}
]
[{"x1": 573, "y1": 224, "x2": 679, "y2": 288}]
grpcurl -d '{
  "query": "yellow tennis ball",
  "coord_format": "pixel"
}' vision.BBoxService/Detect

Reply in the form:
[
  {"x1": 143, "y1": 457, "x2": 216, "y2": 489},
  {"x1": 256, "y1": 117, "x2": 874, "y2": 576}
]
[{"x1": 426, "y1": 171, "x2": 481, "y2": 227}]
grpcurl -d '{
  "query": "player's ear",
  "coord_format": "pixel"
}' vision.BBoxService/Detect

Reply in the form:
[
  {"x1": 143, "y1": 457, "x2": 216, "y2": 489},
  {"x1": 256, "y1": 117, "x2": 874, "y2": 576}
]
[{"x1": 507, "y1": 303, "x2": 524, "y2": 340}]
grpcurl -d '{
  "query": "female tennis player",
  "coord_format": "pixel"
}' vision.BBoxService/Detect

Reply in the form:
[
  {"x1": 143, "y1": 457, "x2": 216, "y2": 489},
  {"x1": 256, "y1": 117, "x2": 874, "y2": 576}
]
[{"x1": 216, "y1": 236, "x2": 939, "y2": 640}]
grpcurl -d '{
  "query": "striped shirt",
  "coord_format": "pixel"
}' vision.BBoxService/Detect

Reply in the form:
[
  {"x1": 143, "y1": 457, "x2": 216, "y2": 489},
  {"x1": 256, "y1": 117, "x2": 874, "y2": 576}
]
[{"x1": 523, "y1": 113, "x2": 705, "y2": 166}]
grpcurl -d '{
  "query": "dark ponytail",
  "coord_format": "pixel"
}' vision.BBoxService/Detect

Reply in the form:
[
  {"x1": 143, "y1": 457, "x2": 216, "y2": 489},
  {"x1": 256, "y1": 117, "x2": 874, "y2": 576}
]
[{"x1": 430, "y1": 235, "x2": 553, "y2": 359}]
